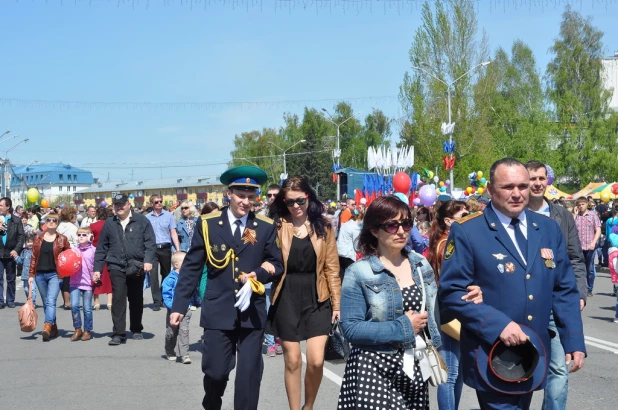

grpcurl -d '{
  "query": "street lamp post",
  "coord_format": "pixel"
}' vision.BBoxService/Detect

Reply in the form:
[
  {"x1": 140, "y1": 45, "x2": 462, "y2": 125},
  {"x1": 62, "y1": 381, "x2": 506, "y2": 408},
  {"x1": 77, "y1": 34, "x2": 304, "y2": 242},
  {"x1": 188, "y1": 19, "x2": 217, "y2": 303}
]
[
  {"x1": 411, "y1": 61, "x2": 490, "y2": 194},
  {"x1": 321, "y1": 109, "x2": 361, "y2": 201},
  {"x1": 268, "y1": 140, "x2": 306, "y2": 181},
  {"x1": 1, "y1": 138, "x2": 30, "y2": 198}
]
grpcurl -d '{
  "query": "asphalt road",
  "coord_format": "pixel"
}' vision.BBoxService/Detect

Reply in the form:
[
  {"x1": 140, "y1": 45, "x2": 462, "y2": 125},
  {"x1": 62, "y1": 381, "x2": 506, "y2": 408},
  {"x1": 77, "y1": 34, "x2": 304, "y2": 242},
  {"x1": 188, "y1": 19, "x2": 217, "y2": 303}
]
[{"x1": 1, "y1": 269, "x2": 617, "y2": 410}]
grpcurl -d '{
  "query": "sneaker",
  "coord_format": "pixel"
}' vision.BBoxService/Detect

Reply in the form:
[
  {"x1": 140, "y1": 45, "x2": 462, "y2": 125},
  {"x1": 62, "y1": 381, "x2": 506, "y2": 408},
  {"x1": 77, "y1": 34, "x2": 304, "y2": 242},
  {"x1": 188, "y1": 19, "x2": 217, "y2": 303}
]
[
  {"x1": 133, "y1": 333, "x2": 144, "y2": 340},
  {"x1": 266, "y1": 346, "x2": 277, "y2": 357},
  {"x1": 275, "y1": 344, "x2": 283, "y2": 355},
  {"x1": 166, "y1": 354, "x2": 177, "y2": 361},
  {"x1": 181, "y1": 355, "x2": 192, "y2": 364},
  {"x1": 190, "y1": 306, "x2": 197, "y2": 311},
  {"x1": 614, "y1": 318, "x2": 618, "y2": 323},
  {"x1": 108, "y1": 336, "x2": 125, "y2": 346},
  {"x1": 587, "y1": 290, "x2": 594, "y2": 297}
]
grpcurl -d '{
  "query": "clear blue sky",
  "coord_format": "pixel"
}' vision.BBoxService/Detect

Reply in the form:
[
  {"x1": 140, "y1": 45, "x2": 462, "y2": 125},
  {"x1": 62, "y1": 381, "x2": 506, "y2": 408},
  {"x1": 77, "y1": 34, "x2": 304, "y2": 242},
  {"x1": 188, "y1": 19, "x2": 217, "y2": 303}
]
[{"x1": 1, "y1": 0, "x2": 617, "y2": 183}]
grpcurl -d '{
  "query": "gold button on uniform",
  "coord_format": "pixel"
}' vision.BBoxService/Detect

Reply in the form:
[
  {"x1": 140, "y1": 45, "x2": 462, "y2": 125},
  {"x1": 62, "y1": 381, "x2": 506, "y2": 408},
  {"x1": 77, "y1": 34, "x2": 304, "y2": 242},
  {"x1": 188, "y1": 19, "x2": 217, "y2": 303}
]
[
  {"x1": 235, "y1": 279, "x2": 239, "y2": 283},
  {"x1": 235, "y1": 289, "x2": 238, "y2": 294},
  {"x1": 526, "y1": 274, "x2": 531, "y2": 280},
  {"x1": 527, "y1": 315, "x2": 533, "y2": 321},
  {"x1": 528, "y1": 295, "x2": 534, "y2": 300},
  {"x1": 235, "y1": 257, "x2": 239, "y2": 262},
  {"x1": 235, "y1": 267, "x2": 239, "y2": 272}
]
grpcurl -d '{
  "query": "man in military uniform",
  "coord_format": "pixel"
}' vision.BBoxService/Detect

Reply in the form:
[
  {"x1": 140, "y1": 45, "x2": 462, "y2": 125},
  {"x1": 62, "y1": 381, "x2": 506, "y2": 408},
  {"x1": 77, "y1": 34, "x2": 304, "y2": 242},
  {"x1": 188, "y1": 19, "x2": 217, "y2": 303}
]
[
  {"x1": 170, "y1": 166, "x2": 284, "y2": 410},
  {"x1": 439, "y1": 158, "x2": 586, "y2": 410}
]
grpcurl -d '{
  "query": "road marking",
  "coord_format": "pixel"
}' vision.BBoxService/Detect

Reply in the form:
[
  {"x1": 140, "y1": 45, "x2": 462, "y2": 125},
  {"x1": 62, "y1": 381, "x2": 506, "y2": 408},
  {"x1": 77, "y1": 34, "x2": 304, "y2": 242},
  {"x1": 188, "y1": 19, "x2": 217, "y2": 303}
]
[
  {"x1": 585, "y1": 340, "x2": 618, "y2": 354},
  {"x1": 585, "y1": 335, "x2": 618, "y2": 349},
  {"x1": 301, "y1": 353, "x2": 342, "y2": 386}
]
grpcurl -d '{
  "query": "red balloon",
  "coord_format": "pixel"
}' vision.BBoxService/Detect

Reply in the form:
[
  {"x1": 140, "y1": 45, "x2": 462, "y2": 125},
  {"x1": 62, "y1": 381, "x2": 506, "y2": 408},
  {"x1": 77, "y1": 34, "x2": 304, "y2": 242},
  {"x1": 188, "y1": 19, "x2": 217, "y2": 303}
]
[
  {"x1": 57, "y1": 249, "x2": 82, "y2": 278},
  {"x1": 612, "y1": 184, "x2": 618, "y2": 195},
  {"x1": 393, "y1": 172, "x2": 411, "y2": 194}
]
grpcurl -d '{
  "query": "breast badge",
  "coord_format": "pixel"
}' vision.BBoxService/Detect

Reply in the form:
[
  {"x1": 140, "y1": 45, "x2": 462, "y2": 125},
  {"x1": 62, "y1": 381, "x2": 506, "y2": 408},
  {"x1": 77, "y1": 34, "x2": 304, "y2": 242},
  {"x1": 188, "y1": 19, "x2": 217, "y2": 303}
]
[
  {"x1": 444, "y1": 240, "x2": 455, "y2": 260},
  {"x1": 211, "y1": 244, "x2": 219, "y2": 253},
  {"x1": 497, "y1": 264, "x2": 505, "y2": 273},
  {"x1": 541, "y1": 248, "x2": 556, "y2": 269},
  {"x1": 242, "y1": 228, "x2": 258, "y2": 245},
  {"x1": 221, "y1": 244, "x2": 227, "y2": 251},
  {"x1": 492, "y1": 253, "x2": 507, "y2": 260},
  {"x1": 505, "y1": 262, "x2": 516, "y2": 274}
]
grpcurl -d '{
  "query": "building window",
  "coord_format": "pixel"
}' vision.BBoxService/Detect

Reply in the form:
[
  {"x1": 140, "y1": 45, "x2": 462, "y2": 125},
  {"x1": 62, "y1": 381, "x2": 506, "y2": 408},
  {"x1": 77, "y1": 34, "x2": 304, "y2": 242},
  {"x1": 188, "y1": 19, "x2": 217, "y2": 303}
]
[
  {"x1": 59, "y1": 174, "x2": 63, "y2": 181},
  {"x1": 59, "y1": 186, "x2": 62, "y2": 192},
  {"x1": 73, "y1": 186, "x2": 76, "y2": 192},
  {"x1": 68, "y1": 175, "x2": 72, "y2": 181},
  {"x1": 74, "y1": 175, "x2": 77, "y2": 181},
  {"x1": 189, "y1": 188, "x2": 193, "y2": 194}
]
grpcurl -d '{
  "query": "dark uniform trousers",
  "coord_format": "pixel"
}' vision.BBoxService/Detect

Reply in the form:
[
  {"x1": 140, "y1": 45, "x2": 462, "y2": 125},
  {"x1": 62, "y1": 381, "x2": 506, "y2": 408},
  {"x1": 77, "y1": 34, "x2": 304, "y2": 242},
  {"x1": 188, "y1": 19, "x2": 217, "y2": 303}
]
[
  {"x1": 109, "y1": 269, "x2": 145, "y2": 339},
  {"x1": 476, "y1": 391, "x2": 533, "y2": 410},
  {"x1": 202, "y1": 327, "x2": 264, "y2": 410}
]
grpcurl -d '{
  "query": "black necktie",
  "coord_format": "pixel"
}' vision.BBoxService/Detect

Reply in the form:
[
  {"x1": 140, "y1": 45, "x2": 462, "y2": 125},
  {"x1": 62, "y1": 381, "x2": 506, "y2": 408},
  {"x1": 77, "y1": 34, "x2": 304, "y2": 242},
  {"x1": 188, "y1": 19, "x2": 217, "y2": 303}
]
[
  {"x1": 510, "y1": 218, "x2": 527, "y2": 262},
  {"x1": 233, "y1": 220, "x2": 242, "y2": 247}
]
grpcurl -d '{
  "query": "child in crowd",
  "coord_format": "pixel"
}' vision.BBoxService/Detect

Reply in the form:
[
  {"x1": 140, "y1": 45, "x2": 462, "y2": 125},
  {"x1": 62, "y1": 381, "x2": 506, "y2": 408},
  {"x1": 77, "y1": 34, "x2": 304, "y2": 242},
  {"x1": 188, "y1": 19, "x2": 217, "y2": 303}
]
[
  {"x1": 16, "y1": 234, "x2": 36, "y2": 307},
  {"x1": 417, "y1": 221, "x2": 431, "y2": 258},
  {"x1": 162, "y1": 251, "x2": 193, "y2": 364},
  {"x1": 69, "y1": 227, "x2": 96, "y2": 341}
]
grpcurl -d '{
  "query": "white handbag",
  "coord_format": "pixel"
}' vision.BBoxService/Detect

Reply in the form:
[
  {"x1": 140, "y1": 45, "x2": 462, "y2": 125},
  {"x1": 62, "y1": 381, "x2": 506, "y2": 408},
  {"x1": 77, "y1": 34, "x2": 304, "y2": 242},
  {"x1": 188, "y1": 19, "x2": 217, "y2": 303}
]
[{"x1": 416, "y1": 266, "x2": 449, "y2": 387}]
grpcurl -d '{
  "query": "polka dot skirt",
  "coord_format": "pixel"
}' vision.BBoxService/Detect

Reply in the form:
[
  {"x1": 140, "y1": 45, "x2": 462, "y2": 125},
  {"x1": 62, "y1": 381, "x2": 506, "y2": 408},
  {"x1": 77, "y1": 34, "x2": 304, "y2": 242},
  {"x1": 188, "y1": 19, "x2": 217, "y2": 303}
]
[{"x1": 337, "y1": 285, "x2": 429, "y2": 410}]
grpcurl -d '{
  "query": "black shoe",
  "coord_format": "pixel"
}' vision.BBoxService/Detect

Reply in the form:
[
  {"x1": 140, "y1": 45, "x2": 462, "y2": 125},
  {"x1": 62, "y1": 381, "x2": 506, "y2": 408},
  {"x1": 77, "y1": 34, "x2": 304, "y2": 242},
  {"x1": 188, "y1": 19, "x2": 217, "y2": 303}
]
[
  {"x1": 108, "y1": 336, "x2": 126, "y2": 346},
  {"x1": 0, "y1": 304, "x2": 5, "y2": 309},
  {"x1": 133, "y1": 333, "x2": 144, "y2": 340},
  {"x1": 7, "y1": 303, "x2": 15, "y2": 308},
  {"x1": 587, "y1": 290, "x2": 594, "y2": 297},
  {"x1": 152, "y1": 304, "x2": 161, "y2": 312}
]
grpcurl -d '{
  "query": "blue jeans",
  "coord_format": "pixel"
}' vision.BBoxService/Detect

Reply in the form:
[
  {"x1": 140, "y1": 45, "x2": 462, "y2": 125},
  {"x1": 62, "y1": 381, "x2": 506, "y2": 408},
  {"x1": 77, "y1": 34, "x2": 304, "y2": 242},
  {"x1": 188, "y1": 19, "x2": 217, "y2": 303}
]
[
  {"x1": 70, "y1": 287, "x2": 93, "y2": 331},
  {"x1": 541, "y1": 313, "x2": 568, "y2": 410},
  {"x1": 0, "y1": 258, "x2": 17, "y2": 304},
  {"x1": 35, "y1": 272, "x2": 61, "y2": 325},
  {"x1": 264, "y1": 290, "x2": 275, "y2": 347},
  {"x1": 583, "y1": 250, "x2": 596, "y2": 291},
  {"x1": 23, "y1": 279, "x2": 37, "y2": 305},
  {"x1": 437, "y1": 332, "x2": 463, "y2": 410}
]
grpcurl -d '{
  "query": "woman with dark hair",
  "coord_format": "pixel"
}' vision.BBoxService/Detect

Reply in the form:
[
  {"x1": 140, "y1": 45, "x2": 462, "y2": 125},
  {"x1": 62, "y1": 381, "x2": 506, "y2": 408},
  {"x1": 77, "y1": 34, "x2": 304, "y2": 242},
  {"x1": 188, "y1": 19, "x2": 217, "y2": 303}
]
[
  {"x1": 264, "y1": 176, "x2": 341, "y2": 410},
  {"x1": 415, "y1": 206, "x2": 432, "y2": 224},
  {"x1": 200, "y1": 201, "x2": 219, "y2": 215},
  {"x1": 338, "y1": 196, "x2": 482, "y2": 410},
  {"x1": 426, "y1": 200, "x2": 481, "y2": 410},
  {"x1": 27, "y1": 213, "x2": 71, "y2": 341},
  {"x1": 91, "y1": 207, "x2": 113, "y2": 310}
]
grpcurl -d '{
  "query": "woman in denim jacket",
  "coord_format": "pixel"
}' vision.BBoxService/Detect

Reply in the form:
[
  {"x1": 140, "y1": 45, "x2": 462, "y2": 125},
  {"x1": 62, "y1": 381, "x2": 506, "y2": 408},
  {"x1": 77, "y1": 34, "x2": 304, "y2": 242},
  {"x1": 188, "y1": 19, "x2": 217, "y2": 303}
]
[
  {"x1": 176, "y1": 201, "x2": 199, "y2": 252},
  {"x1": 338, "y1": 196, "x2": 481, "y2": 410}
]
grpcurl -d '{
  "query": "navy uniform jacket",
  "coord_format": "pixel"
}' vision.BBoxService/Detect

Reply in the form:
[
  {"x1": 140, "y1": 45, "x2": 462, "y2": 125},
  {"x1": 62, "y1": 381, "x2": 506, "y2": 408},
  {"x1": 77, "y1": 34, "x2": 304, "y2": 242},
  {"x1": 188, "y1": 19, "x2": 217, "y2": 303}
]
[
  {"x1": 438, "y1": 205, "x2": 586, "y2": 393},
  {"x1": 171, "y1": 208, "x2": 284, "y2": 330}
]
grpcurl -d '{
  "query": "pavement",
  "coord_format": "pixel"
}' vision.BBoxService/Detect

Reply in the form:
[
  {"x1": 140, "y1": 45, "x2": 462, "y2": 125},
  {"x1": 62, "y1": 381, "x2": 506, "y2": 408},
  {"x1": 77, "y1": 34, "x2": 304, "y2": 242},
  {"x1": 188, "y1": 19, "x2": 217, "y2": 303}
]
[{"x1": 1, "y1": 269, "x2": 617, "y2": 410}]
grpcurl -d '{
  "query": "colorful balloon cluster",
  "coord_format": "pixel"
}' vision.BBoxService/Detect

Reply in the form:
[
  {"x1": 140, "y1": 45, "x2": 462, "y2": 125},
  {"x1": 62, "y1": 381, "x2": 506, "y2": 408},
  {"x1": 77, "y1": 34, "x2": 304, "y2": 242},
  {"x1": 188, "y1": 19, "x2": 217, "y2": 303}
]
[{"x1": 465, "y1": 171, "x2": 487, "y2": 196}]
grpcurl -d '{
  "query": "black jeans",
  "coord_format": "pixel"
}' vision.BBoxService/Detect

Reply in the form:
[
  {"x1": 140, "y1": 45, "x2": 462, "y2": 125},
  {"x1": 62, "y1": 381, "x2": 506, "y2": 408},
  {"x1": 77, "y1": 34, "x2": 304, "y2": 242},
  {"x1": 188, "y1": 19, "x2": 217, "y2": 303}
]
[
  {"x1": 0, "y1": 258, "x2": 16, "y2": 305},
  {"x1": 150, "y1": 246, "x2": 172, "y2": 306},
  {"x1": 109, "y1": 269, "x2": 145, "y2": 340}
]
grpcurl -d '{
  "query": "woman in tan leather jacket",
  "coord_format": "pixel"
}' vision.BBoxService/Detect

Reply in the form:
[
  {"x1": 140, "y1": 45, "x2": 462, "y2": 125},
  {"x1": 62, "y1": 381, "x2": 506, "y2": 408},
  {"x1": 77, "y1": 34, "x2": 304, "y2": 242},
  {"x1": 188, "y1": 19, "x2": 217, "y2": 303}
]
[
  {"x1": 28, "y1": 214, "x2": 71, "y2": 341},
  {"x1": 263, "y1": 176, "x2": 341, "y2": 410}
]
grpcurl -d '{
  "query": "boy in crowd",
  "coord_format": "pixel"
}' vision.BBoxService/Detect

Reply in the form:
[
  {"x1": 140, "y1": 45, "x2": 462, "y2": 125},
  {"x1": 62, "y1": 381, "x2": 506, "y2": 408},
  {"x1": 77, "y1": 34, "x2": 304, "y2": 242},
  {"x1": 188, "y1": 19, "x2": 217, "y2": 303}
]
[
  {"x1": 16, "y1": 234, "x2": 36, "y2": 307},
  {"x1": 162, "y1": 251, "x2": 193, "y2": 364}
]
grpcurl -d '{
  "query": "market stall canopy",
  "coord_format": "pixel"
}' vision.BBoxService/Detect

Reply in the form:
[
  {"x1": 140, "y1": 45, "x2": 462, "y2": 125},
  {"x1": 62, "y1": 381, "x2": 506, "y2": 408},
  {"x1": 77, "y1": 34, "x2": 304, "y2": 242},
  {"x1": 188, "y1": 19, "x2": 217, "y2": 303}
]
[
  {"x1": 544, "y1": 185, "x2": 571, "y2": 200},
  {"x1": 569, "y1": 182, "x2": 605, "y2": 199}
]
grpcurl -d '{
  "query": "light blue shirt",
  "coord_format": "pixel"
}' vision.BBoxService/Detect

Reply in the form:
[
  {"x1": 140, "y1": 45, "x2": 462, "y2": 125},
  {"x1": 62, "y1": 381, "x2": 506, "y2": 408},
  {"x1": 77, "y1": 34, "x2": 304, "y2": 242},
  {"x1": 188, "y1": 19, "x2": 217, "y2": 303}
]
[
  {"x1": 491, "y1": 203, "x2": 528, "y2": 263},
  {"x1": 146, "y1": 210, "x2": 176, "y2": 245},
  {"x1": 2, "y1": 214, "x2": 10, "y2": 246}
]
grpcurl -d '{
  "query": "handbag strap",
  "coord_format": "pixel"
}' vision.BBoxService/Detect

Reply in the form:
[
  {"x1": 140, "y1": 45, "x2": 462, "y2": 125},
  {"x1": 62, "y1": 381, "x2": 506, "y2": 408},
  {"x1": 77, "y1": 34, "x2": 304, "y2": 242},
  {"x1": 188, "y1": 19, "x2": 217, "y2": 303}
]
[{"x1": 415, "y1": 263, "x2": 433, "y2": 342}]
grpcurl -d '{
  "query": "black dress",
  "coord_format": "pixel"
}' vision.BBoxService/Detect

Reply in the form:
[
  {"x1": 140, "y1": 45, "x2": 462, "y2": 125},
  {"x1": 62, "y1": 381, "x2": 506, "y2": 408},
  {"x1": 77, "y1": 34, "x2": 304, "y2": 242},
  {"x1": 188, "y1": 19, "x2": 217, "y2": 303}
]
[
  {"x1": 337, "y1": 284, "x2": 429, "y2": 410},
  {"x1": 266, "y1": 235, "x2": 332, "y2": 342}
]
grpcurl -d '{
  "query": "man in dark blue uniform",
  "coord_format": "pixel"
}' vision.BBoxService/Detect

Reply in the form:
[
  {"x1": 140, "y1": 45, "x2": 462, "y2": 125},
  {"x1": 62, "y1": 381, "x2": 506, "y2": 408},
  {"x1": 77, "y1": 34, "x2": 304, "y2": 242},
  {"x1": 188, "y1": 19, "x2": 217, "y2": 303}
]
[
  {"x1": 439, "y1": 158, "x2": 586, "y2": 410},
  {"x1": 170, "y1": 166, "x2": 284, "y2": 410}
]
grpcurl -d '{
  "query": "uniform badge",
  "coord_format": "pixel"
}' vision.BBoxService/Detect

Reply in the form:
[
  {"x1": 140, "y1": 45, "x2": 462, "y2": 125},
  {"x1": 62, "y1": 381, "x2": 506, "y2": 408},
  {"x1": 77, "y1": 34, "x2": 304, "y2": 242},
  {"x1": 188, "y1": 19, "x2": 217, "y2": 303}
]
[
  {"x1": 211, "y1": 244, "x2": 219, "y2": 253},
  {"x1": 242, "y1": 228, "x2": 258, "y2": 245},
  {"x1": 492, "y1": 253, "x2": 507, "y2": 260},
  {"x1": 276, "y1": 236, "x2": 281, "y2": 248},
  {"x1": 253, "y1": 221, "x2": 258, "y2": 227},
  {"x1": 505, "y1": 262, "x2": 516, "y2": 273},
  {"x1": 444, "y1": 240, "x2": 455, "y2": 260},
  {"x1": 221, "y1": 244, "x2": 227, "y2": 251},
  {"x1": 497, "y1": 264, "x2": 505, "y2": 273},
  {"x1": 218, "y1": 221, "x2": 224, "y2": 226},
  {"x1": 541, "y1": 248, "x2": 555, "y2": 269}
]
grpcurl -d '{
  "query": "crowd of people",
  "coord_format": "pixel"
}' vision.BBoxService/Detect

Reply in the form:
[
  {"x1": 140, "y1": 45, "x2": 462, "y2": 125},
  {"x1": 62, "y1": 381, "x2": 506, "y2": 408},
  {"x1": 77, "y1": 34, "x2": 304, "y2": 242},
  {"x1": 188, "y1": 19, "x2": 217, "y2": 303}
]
[{"x1": 0, "y1": 157, "x2": 608, "y2": 410}]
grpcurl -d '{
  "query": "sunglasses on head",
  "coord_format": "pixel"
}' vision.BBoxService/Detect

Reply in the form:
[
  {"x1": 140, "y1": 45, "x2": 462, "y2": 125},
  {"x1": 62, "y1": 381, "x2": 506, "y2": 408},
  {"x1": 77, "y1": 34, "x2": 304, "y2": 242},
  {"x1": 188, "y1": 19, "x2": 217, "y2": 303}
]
[
  {"x1": 77, "y1": 233, "x2": 90, "y2": 238},
  {"x1": 153, "y1": 200, "x2": 163, "y2": 204},
  {"x1": 46, "y1": 218, "x2": 58, "y2": 223},
  {"x1": 379, "y1": 219, "x2": 413, "y2": 234},
  {"x1": 284, "y1": 196, "x2": 308, "y2": 207},
  {"x1": 181, "y1": 207, "x2": 189, "y2": 210}
]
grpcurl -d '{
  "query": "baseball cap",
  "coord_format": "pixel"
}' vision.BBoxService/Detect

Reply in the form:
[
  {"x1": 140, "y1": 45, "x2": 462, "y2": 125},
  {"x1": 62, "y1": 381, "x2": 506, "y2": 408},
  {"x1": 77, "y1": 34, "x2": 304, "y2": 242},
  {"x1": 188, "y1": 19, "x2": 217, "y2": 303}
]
[{"x1": 112, "y1": 194, "x2": 129, "y2": 205}]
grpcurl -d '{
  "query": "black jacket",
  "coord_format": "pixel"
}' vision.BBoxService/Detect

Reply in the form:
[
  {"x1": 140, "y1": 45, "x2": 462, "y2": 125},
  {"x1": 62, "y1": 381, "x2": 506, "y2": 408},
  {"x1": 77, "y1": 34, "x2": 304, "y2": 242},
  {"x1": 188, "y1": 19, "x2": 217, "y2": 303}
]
[
  {"x1": 548, "y1": 200, "x2": 588, "y2": 303},
  {"x1": 0, "y1": 214, "x2": 25, "y2": 258},
  {"x1": 93, "y1": 211, "x2": 156, "y2": 273}
]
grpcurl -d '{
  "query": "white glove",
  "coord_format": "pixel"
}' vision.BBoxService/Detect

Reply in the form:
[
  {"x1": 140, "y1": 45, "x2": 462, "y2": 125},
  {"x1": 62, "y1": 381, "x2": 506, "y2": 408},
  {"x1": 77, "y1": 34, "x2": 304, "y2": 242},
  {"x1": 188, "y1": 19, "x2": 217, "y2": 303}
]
[{"x1": 234, "y1": 281, "x2": 252, "y2": 312}]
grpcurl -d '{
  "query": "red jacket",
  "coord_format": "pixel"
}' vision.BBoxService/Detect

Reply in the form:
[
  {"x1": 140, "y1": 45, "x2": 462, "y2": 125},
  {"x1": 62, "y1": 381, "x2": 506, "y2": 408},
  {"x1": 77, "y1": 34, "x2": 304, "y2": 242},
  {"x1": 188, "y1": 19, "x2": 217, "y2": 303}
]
[{"x1": 29, "y1": 232, "x2": 70, "y2": 278}]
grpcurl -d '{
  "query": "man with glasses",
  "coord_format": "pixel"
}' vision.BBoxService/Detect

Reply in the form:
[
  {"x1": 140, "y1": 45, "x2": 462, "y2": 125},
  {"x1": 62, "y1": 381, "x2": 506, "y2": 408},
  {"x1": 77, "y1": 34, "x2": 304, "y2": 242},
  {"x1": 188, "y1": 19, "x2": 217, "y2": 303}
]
[
  {"x1": 0, "y1": 197, "x2": 25, "y2": 309},
  {"x1": 146, "y1": 194, "x2": 181, "y2": 311},
  {"x1": 93, "y1": 194, "x2": 156, "y2": 345},
  {"x1": 525, "y1": 160, "x2": 587, "y2": 410},
  {"x1": 169, "y1": 166, "x2": 283, "y2": 410},
  {"x1": 259, "y1": 184, "x2": 280, "y2": 218},
  {"x1": 574, "y1": 196, "x2": 601, "y2": 297}
]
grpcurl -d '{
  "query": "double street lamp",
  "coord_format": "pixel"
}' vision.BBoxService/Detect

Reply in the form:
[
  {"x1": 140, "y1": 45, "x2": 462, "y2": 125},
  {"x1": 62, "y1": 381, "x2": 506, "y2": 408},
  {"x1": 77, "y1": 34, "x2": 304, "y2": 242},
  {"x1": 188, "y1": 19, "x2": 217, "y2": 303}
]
[
  {"x1": 411, "y1": 61, "x2": 491, "y2": 194},
  {"x1": 1, "y1": 138, "x2": 29, "y2": 197},
  {"x1": 321, "y1": 109, "x2": 361, "y2": 200},
  {"x1": 268, "y1": 139, "x2": 306, "y2": 181}
]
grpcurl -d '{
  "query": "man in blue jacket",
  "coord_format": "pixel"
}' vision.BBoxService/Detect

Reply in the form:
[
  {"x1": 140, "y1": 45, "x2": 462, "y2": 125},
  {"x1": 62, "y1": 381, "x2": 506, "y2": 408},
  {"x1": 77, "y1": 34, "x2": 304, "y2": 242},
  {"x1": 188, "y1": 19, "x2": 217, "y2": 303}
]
[
  {"x1": 439, "y1": 158, "x2": 586, "y2": 410},
  {"x1": 170, "y1": 166, "x2": 283, "y2": 410}
]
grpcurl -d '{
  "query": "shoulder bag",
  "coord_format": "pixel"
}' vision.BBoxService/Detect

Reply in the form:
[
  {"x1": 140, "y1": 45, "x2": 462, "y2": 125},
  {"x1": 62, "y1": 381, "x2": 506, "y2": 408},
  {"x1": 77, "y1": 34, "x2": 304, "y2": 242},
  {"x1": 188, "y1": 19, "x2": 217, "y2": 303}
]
[
  {"x1": 18, "y1": 284, "x2": 38, "y2": 332},
  {"x1": 415, "y1": 264, "x2": 449, "y2": 387}
]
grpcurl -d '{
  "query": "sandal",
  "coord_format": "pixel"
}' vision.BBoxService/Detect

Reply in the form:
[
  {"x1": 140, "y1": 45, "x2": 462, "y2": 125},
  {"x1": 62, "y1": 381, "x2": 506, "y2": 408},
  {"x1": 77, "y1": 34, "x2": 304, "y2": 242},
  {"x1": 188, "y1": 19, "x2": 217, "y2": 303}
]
[{"x1": 94, "y1": 304, "x2": 100, "y2": 311}]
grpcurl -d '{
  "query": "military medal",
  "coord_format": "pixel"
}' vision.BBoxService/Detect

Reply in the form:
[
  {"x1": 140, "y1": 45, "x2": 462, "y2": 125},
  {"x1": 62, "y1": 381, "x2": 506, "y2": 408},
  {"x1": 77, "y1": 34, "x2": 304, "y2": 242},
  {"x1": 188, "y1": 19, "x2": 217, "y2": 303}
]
[
  {"x1": 541, "y1": 248, "x2": 555, "y2": 269},
  {"x1": 221, "y1": 244, "x2": 227, "y2": 251},
  {"x1": 505, "y1": 262, "x2": 515, "y2": 273},
  {"x1": 242, "y1": 228, "x2": 258, "y2": 245},
  {"x1": 497, "y1": 264, "x2": 505, "y2": 273}
]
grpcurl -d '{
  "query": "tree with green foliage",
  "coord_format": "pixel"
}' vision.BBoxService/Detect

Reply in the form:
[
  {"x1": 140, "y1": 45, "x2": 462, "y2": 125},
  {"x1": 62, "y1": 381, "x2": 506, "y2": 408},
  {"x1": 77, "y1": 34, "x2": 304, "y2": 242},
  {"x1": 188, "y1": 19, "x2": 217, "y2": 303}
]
[{"x1": 546, "y1": 5, "x2": 618, "y2": 188}]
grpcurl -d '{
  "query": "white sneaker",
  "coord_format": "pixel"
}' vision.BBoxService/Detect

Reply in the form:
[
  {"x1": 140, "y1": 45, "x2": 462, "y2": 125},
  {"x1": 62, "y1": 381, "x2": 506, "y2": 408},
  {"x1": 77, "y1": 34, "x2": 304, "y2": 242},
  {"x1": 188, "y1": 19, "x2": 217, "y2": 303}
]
[
  {"x1": 181, "y1": 355, "x2": 192, "y2": 364},
  {"x1": 613, "y1": 318, "x2": 618, "y2": 323},
  {"x1": 166, "y1": 354, "x2": 177, "y2": 361},
  {"x1": 190, "y1": 306, "x2": 197, "y2": 311}
]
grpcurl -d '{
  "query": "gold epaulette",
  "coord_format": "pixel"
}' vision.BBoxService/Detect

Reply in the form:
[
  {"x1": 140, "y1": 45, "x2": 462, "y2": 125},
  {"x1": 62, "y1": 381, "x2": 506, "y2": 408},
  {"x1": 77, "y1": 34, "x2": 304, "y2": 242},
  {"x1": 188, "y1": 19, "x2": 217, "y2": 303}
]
[
  {"x1": 254, "y1": 213, "x2": 274, "y2": 224},
  {"x1": 456, "y1": 212, "x2": 483, "y2": 224},
  {"x1": 202, "y1": 211, "x2": 222, "y2": 220}
]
